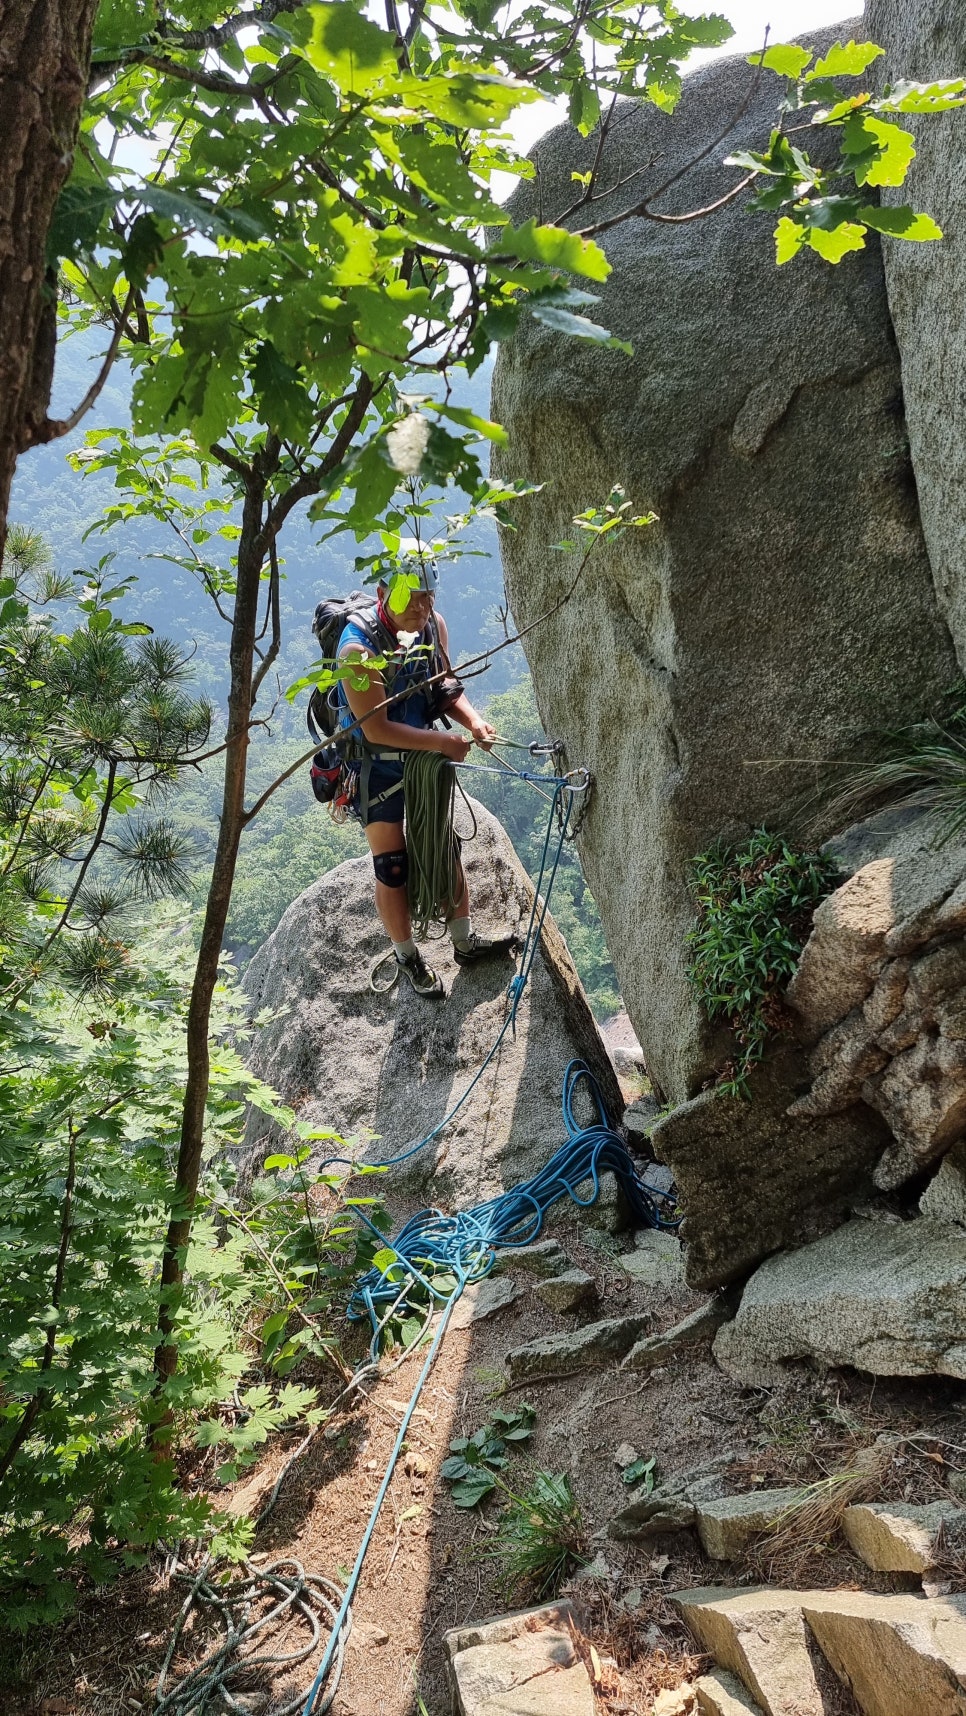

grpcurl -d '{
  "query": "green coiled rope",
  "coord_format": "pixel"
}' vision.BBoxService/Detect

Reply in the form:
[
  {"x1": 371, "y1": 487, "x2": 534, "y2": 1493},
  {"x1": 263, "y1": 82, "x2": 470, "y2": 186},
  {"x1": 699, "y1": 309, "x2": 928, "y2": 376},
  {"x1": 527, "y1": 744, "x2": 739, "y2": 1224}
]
[{"x1": 401, "y1": 750, "x2": 462, "y2": 937}]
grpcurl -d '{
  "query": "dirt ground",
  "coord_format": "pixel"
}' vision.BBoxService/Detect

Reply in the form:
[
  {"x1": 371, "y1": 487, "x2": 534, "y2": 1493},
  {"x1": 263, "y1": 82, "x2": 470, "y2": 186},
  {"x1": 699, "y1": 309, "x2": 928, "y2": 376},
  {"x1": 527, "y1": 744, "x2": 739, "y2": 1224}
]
[{"x1": 6, "y1": 1203, "x2": 966, "y2": 1716}]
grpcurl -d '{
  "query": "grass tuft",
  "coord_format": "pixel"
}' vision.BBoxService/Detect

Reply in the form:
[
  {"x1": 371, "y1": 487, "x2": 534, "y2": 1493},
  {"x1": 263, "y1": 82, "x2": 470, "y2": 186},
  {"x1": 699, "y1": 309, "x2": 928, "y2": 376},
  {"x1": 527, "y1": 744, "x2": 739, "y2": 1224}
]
[
  {"x1": 811, "y1": 683, "x2": 966, "y2": 844},
  {"x1": 485, "y1": 1470, "x2": 588, "y2": 1599}
]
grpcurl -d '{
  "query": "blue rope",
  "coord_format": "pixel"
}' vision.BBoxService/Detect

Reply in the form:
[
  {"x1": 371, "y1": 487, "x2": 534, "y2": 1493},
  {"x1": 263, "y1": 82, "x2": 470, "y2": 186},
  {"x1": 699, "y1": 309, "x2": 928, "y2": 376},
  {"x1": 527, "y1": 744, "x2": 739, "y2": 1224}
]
[
  {"x1": 346, "y1": 1058, "x2": 681, "y2": 1344},
  {"x1": 297, "y1": 761, "x2": 681, "y2": 1713}
]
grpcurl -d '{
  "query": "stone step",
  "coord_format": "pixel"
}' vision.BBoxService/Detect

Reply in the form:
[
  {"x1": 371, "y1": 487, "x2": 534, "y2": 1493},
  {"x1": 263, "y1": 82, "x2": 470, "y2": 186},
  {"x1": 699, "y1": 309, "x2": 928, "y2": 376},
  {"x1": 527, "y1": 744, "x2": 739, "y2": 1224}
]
[
  {"x1": 694, "y1": 1669, "x2": 765, "y2": 1715},
  {"x1": 505, "y1": 1314, "x2": 649, "y2": 1383},
  {"x1": 672, "y1": 1585, "x2": 966, "y2": 1716},
  {"x1": 800, "y1": 1589, "x2": 966, "y2": 1716},
  {"x1": 694, "y1": 1488, "x2": 804, "y2": 1561},
  {"x1": 622, "y1": 1291, "x2": 738, "y2": 1373},
  {"x1": 533, "y1": 1268, "x2": 598, "y2": 1314},
  {"x1": 670, "y1": 1587, "x2": 828, "y2": 1716},
  {"x1": 842, "y1": 1500, "x2": 966, "y2": 1575},
  {"x1": 444, "y1": 1599, "x2": 595, "y2": 1716}
]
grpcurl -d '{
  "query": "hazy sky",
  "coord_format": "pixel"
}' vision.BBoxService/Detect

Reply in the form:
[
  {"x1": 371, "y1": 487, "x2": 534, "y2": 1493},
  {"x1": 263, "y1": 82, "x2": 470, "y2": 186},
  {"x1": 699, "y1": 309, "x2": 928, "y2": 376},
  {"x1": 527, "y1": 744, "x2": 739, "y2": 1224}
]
[{"x1": 510, "y1": 0, "x2": 864, "y2": 152}]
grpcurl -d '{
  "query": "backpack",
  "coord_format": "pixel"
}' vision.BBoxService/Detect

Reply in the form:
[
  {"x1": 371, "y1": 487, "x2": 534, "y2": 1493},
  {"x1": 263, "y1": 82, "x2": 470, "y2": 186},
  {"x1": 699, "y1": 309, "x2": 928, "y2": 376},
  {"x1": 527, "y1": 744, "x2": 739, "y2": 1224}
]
[{"x1": 306, "y1": 592, "x2": 394, "y2": 743}]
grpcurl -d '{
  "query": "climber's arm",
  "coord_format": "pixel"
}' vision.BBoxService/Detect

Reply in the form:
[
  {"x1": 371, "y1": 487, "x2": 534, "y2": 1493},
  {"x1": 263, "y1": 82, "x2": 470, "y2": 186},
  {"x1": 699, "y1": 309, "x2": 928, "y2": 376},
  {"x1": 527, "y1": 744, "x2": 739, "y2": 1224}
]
[{"x1": 434, "y1": 614, "x2": 496, "y2": 750}]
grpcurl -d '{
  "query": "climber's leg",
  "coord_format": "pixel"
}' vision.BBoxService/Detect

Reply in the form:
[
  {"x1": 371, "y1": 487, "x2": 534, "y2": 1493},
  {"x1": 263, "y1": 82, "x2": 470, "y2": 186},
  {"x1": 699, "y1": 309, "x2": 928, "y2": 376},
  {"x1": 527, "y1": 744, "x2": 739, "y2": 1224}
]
[
  {"x1": 365, "y1": 819, "x2": 443, "y2": 997},
  {"x1": 446, "y1": 857, "x2": 518, "y2": 967}
]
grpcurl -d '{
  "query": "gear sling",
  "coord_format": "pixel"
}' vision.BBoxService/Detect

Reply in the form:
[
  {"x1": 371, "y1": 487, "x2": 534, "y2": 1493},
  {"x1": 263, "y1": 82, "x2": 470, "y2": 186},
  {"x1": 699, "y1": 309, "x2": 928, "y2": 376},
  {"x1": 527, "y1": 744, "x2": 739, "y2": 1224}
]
[{"x1": 306, "y1": 593, "x2": 464, "y2": 820}]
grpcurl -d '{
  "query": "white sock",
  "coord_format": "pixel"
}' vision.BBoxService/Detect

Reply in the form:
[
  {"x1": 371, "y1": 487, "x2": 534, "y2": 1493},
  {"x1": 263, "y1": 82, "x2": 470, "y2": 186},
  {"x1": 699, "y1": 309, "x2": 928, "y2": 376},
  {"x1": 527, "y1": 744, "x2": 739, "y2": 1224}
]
[
  {"x1": 448, "y1": 915, "x2": 472, "y2": 950},
  {"x1": 393, "y1": 936, "x2": 417, "y2": 962}
]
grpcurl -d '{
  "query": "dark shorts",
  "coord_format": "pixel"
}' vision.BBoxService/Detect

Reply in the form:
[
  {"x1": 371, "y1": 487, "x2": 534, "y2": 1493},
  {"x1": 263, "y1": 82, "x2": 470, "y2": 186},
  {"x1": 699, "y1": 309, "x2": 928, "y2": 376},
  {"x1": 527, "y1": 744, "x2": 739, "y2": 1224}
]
[{"x1": 352, "y1": 763, "x2": 405, "y2": 827}]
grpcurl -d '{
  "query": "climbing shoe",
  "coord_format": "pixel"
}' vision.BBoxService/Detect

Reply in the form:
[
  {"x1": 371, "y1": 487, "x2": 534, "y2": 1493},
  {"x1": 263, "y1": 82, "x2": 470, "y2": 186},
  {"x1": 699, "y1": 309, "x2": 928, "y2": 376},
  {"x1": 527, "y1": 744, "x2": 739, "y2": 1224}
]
[
  {"x1": 395, "y1": 947, "x2": 445, "y2": 997},
  {"x1": 452, "y1": 931, "x2": 518, "y2": 967}
]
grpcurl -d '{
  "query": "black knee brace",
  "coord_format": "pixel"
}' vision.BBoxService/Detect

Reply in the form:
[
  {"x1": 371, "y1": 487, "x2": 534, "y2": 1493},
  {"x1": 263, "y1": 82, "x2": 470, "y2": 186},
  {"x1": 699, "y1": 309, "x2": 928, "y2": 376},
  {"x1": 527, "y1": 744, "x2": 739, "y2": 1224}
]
[{"x1": 373, "y1": 848, "x2": 409, "y2": 888}]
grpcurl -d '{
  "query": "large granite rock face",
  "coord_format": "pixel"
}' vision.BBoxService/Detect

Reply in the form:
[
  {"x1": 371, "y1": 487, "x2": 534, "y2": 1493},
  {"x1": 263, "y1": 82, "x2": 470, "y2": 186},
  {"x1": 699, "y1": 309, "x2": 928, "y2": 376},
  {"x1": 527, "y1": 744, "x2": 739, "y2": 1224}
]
[
  {"x1": 867, "y1": 2, "x2": 966, "y2": 667},
  {"x1": 713, "y1": 1217, "x2": 966, "y2": 1385},
  {"x1": 787, "y1": 809, "x2": 966, "y2": 1189},
  {"x1": 241, "y1": 799, "x2": 622, "y2": 1212},
  {"x1": 491, "y1": 26, "x2": 957, "y2": 1102}
]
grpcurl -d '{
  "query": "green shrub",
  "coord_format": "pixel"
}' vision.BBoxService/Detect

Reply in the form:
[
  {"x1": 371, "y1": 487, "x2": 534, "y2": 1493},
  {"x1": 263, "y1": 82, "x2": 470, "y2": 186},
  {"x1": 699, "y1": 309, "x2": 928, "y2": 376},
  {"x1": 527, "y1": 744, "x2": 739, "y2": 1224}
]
[
  {"x1": 486, "y1": 1470, "x2": 588, "y2": 1598},
  {"x1": 686, "y1": 830, "x2": 840, "y2": 1097}
]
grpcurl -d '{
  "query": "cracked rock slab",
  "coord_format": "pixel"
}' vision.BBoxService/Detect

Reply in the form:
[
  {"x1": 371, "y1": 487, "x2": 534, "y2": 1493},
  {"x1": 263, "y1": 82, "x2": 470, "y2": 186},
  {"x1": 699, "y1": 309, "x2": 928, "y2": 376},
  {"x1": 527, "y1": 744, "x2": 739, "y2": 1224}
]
[
  {"x1": 843, "y1": 1500, "x2": 966, "y2": 1574},
  {"x1": 713, "y1": 1217, "x2": 966, "y2": 1384},
  {"x1": 444, "y1": 1601, "x2": 594, "y2": 1716},
  {"x1": 695, "y1": 1489, "x2": 805, "y2": 1561},
  {"x1": 622, "y1": 1291, "x2": 739, "y2": 1372},
  {"x1": 609, "y1": 1458, "x2": 732, "y2": 1542},
  {"x1": 694, "y1": 1669, "x2": 765, "y2": 1716},
  {"x1": 673, "y1": 1586, "x2": 966, "y2": 1716},
  {"x1": 505, "y1": 1314, "x2": 649, "y2": 1383}
]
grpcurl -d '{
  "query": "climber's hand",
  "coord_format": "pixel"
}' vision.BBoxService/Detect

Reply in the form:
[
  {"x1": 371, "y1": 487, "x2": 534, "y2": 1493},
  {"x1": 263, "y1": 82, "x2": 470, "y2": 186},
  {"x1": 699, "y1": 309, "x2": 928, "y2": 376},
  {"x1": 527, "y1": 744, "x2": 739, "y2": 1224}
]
[
  {"x1": 468, "y1": 718, "x2": 497, "y2": 751},
  {"x1": 438, "y1": 732, "x2": 472, "y2": 762}
]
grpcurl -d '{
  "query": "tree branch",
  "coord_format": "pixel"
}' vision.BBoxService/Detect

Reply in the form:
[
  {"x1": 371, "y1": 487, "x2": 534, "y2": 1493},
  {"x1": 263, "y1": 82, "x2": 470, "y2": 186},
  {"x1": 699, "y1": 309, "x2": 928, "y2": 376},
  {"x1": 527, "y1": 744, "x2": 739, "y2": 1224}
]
[{"x1": 30, "y1": 290, "x2": 134, "y2": 445}]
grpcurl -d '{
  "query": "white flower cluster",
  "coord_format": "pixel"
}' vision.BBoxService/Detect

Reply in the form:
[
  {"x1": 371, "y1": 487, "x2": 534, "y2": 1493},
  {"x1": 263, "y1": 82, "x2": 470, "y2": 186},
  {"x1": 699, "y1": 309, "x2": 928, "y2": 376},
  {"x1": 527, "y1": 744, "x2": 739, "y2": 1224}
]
[{"x1": 386, "y1": 413, "x2": 430, "y2": 474}]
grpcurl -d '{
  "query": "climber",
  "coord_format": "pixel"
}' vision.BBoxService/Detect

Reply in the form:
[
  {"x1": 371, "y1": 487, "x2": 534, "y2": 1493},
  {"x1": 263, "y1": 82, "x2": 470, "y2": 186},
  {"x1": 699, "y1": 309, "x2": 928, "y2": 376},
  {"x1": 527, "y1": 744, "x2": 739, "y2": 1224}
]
[{"x1": 337, "y1": 546, "x2": 516, "y2": 996}]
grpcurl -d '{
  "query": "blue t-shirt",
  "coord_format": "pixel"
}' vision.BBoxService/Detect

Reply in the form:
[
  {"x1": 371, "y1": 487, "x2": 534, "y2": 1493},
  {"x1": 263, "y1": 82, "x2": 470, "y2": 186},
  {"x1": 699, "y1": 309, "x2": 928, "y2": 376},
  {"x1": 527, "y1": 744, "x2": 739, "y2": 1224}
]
[{"x1": 336, "y1": 615, "x2": 435, "y2": 778}]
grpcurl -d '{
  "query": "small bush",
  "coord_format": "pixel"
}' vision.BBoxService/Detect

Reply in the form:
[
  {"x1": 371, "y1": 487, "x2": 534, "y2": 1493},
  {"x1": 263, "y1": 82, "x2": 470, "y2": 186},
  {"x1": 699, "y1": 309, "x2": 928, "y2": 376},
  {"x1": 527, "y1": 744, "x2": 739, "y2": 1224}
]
[
  {"x1": 686, "y1": 830, "x2": 840, "y2": 1096},
  {"x1": 486, "y1": 1470, "x2": 588, "y2": 1598}
]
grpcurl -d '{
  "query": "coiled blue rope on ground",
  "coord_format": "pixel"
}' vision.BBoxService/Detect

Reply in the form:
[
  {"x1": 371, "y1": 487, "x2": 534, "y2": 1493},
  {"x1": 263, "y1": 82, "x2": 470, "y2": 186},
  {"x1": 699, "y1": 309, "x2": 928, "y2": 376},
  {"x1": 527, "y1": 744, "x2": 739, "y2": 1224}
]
[{"x1": 346, "y1": 1057, "x2": 681, "y2": 1346}]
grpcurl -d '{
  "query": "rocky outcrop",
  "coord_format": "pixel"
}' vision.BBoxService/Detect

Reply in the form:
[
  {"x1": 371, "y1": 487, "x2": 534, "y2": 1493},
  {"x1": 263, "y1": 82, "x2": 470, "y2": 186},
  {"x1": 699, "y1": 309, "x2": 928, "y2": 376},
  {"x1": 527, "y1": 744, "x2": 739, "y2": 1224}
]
[
  {"x1": 842, "y1": 1501, "x2": 966, "y2": 1575},
  {"x1": 444, "y1": 1601, "x2": 595, "y2": 1716},
  {"x1": 673, "y1": 1585, "x2": 966, "y2": 1716},
  {"x1": 713, "y1": 1217, "x2": 966, "y2": 1385},
  {"x1": 787, "y1": 810, "x2": 966, "y2": 1188},
  {"x1": 492, "y1": 24, "x2": 957, "y2": 1103},
  {"x1": 648, "y1": 1042, "x2": 889, "y2": 1289},
  {"x1": 867, "y1": 2, "x2": 966, "y2": 668},
  {"x1": 241, "y1": 800, "x2": 622, "y2": 1210}
]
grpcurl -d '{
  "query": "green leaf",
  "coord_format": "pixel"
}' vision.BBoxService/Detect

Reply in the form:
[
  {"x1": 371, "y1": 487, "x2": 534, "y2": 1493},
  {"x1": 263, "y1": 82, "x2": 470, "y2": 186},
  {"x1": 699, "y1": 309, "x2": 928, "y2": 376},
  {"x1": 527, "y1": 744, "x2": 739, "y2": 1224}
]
[
  {"x1": 622, "y1": 1454, "x2": 656, "y2": 1489},
  {"x1": 48, "y1": 184, "x2": 118, "y2": 264},
  {"x1": 296, "y1": 3, "x2": 398, "y2": 94},
  {"x1": 750, "y1": 44, "x2": 813, "y2": 80},
  {"x1": 252, "y1": 342, "x2": 315, "y2": 441},
  {"x1": 808, "y1": 41, "x2": 885, "y2": 81},
  {"x1": 859, "y1": 205, "x2": 943, "y2": 241},
  {"x1": 774, "y1": 216, "x2": 807, "y2": 265},
  {"x1": 431, "y1": 403, "x2": 508, "y2": 445},
  {"x1": 843, "y1": 116, "x2": 916, "y2": 188},
  {"x1": 569, "y1": 81, "x2": 601, "y2": 136},
  {"x1": 450, "y1": 1469, "x2": 497, "y2": 1508},
  {"x1": 877, "y1": 78, "x2": 966, "y2": 114},
  {"x1": 401, "y1": 70, "x2": 534, "y2": 129},
  {"x1": 530, "y1": 302, "x2": 632, "y2": 355},
  {"x1": 91, "y1": 0, "x2": 157, "y2": 56},
  {"x1": 136, "y1": 183, "x2": 267, "y2": 244},
  {"x1": 491, "y1": 219, "x2": 610, "y2": 282}
]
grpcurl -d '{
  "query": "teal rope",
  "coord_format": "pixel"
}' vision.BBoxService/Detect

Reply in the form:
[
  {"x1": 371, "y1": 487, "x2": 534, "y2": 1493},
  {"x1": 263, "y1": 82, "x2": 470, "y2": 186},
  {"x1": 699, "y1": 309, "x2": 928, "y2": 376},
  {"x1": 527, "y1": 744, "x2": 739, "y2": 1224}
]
[{"x1": 299, "y1": 1293, "x2": 460, "y2": 1716}]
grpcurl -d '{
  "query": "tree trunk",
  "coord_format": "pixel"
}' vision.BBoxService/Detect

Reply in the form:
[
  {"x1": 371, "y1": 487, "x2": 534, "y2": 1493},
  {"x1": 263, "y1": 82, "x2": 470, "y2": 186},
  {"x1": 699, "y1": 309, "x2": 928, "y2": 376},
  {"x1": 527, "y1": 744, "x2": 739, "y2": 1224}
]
[
  {"x1": 0, "y1": 0, "x2": 97, "y2": 565},
  {"x1": 152, "y1": 469, "x2": 269, "y2": 1425}
]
